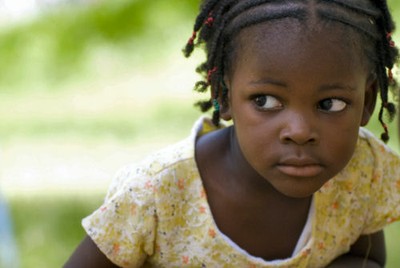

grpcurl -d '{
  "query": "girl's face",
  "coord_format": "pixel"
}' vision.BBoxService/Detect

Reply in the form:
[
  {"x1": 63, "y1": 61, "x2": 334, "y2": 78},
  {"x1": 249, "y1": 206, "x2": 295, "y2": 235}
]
[{"x1": 222, "y1": 20, "x2": 376, "y2": 198}]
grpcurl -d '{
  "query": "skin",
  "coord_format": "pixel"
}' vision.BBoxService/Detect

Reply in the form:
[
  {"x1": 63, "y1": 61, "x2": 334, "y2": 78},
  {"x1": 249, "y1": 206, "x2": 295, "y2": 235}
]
[{"x1": 64, "y1": 18, "x2": 386, "y2": 268}]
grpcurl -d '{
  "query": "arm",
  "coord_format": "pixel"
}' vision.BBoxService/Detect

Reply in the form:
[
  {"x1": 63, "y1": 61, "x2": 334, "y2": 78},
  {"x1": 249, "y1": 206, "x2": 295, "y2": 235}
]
[
  {"x1": 327, "y1": 231, "x2": 385, "y2": 268},
  {"x1": 64, "y1": 235, "x2": 120, "y2": 268}
]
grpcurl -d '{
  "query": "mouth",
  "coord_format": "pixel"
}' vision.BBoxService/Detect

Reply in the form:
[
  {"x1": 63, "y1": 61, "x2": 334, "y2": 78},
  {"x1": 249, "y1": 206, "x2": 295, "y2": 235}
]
[{"x1": 277, "y1": 158, "x2": 323, "y2": 177}]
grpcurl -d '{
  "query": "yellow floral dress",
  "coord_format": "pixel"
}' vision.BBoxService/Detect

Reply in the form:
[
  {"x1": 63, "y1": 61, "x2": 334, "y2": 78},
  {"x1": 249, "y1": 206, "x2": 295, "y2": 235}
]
[{"x1": 83, "y1": 117, "x2": 400, "y2": 267}]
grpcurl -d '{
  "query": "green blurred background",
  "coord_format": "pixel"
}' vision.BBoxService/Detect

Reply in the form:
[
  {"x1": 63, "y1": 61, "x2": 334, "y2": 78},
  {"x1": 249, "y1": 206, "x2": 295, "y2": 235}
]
[{"x1": 0, "y1": 0, "x2": 399, "y2": 267}]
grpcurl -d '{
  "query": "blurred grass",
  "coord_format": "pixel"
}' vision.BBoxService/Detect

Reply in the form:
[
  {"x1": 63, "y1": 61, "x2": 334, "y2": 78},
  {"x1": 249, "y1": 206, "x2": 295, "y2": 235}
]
[
  {"x1": 0, "y1": 0, "x2": 399, "y2": 267},
  {"x1": 0, "y1": 0, "x2": 201, "y2": 91},
  {"x1": 0, "y1": 98, "x2": 200, "y2": 142},
  {"x1": 9, "y1": 194, "x2": 104, "y2": 268}
]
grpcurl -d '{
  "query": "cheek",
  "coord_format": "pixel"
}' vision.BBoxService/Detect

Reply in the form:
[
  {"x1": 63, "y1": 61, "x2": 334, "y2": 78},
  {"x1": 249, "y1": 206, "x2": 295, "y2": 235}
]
[
  {"x1": 235, "y1": 120, "x2": 277, "y2": 163},
  {"x1": 322, "y1": 124, "x2": 359, "y2": 171}
]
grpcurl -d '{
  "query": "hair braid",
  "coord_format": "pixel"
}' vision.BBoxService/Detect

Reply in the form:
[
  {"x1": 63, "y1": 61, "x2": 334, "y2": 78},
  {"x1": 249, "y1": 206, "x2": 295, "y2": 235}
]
[
  {"x1": 183, "y1": 0, "x2": 220, "y2": 58},
  {"x1": 370, "y1": 0, "x2": 398, "y2": 141},
  {"x1": 320, "y1": 0, "x2": 380, "y2": 17}
]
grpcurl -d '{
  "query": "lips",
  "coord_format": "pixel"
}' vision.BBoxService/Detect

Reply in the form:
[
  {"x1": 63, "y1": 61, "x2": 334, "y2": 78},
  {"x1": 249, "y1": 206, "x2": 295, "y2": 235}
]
[{"x1": 277, "y1": 158, "x2": 323, "y2": 177}]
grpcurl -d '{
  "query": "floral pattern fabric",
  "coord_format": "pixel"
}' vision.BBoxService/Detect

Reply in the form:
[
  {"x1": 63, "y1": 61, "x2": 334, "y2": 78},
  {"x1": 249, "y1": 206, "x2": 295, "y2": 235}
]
[{"x1": 82, "y1": 117, "x2": 400, "y2": 267}]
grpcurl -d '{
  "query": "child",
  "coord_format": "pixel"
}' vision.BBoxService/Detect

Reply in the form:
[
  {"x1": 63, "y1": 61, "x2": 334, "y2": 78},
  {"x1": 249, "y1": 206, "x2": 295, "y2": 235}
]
[{"x1": 65, "y1": 0, "x2": 400, "y2": 267}]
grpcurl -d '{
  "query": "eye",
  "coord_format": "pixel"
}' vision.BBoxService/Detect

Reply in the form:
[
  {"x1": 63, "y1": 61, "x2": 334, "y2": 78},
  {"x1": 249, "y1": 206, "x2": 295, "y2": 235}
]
[
  {"x1": 318, "y1": 98, "x2": 347, "y2": 112},
  {"x1": 253, "y1": 95, "x2": 282, "y2": 110}
]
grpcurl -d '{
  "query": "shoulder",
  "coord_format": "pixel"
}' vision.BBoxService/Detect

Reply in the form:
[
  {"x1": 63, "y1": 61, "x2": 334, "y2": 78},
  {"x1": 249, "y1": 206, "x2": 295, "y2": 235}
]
[
  {"x1": 357, "y1": 127, "x2": 396, "y2": 154},
  {"x1": 354, "y1": 127, "x2": 400, "y2": 171},
  {"x1": 135, "y1": 136, "x2": 195, "y2": 176},
  {"x1": 357, "y1": 127, "x2": 400, "y2": 192},
  {"x1": 106, "y1": 136, "x2": 196, "y2": 198}
]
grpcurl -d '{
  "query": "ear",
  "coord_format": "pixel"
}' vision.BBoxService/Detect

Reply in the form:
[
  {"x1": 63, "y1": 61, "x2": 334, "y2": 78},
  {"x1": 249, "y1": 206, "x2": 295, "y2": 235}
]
[
  {"x1": 220, "y1": 76, "x2": 232, "y2": 121},
  {"x1": 360, "y1": 74, "x2": 378, "y2": 126}
]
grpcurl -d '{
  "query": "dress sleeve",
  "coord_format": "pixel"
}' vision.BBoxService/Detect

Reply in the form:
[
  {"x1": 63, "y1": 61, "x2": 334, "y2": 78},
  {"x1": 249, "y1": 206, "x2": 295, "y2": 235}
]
[
  {"x1": 362, "y1": 133, "x2": 400, "y2": 234},
  {"x1": 82, "y1": 166, "x2": 157, "y2": 268}
]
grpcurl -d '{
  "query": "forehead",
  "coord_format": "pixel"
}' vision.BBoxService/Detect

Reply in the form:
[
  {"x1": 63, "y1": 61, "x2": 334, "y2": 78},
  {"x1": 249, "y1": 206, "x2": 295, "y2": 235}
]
[
  {"x1": 226, "y1": 19, "x2": 373, "y2": 89},
  {"x1": 232, "y1": 19, "x2": 367, "y2": 74}
]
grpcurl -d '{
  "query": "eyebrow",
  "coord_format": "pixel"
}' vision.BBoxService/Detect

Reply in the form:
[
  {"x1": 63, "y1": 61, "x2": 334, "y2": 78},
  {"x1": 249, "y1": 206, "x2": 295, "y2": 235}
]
[{"x1": 249, "y1": 79, "x2": 356, "y2": 92}]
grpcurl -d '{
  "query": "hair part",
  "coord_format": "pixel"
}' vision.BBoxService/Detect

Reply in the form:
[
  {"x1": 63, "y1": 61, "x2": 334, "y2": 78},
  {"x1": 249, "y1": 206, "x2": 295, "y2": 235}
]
[{"x1": 183, "y1": 0, "x2": 399, "y2": 142}]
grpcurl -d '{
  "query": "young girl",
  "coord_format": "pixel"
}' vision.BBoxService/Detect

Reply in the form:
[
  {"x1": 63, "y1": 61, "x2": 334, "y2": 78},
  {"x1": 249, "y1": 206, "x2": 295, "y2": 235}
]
[{"x1": 65, "y1": 0, "x2": 400, "y2": 267}]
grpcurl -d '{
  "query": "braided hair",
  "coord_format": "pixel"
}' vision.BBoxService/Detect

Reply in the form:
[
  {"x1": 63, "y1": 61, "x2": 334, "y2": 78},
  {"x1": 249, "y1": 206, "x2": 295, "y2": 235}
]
[{"x1": 183, "y1": 0, "x2": 399, "y2": 142}]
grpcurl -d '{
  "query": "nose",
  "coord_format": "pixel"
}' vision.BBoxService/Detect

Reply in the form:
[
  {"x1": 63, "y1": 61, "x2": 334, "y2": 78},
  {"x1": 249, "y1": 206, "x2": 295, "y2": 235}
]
[{"x1": 279, "y1": 111, "x2": 318, "y2": 145}]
